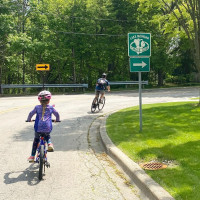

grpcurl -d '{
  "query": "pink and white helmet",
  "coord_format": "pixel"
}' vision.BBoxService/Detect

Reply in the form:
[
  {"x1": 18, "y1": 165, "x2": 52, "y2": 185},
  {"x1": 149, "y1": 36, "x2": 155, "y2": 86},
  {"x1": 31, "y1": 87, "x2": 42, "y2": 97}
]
[{"x1": 38, "y1": 90, "x2": 52, "y2": 101}]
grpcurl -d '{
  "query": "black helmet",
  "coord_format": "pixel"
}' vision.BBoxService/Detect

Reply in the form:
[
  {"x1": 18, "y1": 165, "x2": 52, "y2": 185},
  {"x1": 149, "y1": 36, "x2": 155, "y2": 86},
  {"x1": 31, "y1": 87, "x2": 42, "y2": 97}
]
[{"x1": 102, "y1": 73, "x2": 107, "y2": 78}]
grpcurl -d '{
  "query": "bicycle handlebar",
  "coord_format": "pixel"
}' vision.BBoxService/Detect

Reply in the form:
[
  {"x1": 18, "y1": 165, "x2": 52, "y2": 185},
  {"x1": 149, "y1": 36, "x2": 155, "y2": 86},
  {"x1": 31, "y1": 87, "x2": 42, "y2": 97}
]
[{"x1": 52, "y1": 120, "x2": 61, "y2": 122}]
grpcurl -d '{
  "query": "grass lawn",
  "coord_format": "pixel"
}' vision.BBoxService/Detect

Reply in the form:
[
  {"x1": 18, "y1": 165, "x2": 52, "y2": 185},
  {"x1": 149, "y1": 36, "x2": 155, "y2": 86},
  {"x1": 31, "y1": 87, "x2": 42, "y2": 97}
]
[{"x1": 106, "y1": 102, "x2": 200, "y2": 200}]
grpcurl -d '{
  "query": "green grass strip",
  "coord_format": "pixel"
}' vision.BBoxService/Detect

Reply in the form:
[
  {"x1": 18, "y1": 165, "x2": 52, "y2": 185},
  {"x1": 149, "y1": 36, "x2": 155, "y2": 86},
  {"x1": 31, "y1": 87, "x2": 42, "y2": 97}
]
[{"x1": 106, "y1": 102, "x2": 200, "y2": 200}]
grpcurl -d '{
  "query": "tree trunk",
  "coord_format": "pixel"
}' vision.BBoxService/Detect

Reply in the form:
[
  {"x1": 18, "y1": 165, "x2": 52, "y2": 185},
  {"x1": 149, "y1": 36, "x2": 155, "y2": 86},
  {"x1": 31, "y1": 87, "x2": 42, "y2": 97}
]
[
  {"x1": 87, "y1": 64, "x2": 92, "y2": 89},
  {"x1": 22, "y1": 50, "x2": 26, "y2": 92},
  {"x1": 157, "y1": 70, "x2": 164, "y2": 86},
  {"x1": 72, "y1": 47, "x2": 76, "y2": 83}
]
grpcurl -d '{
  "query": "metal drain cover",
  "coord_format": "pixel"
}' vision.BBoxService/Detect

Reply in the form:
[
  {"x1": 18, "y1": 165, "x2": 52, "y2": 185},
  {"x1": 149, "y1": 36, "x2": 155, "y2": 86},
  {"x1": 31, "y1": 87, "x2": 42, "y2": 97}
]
[{"x1": 140, "y1": 162, "x2": 167, "y2": 170}]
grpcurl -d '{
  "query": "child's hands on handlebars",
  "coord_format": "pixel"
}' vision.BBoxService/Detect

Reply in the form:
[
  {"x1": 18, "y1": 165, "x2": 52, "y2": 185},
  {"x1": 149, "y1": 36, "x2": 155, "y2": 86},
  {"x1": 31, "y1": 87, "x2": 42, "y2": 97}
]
[
  {"x1": 25, "y1": 120, "x2": 61, "y2": 122},
  {"x1": 51, "y1": 120, "x2": 61, "y2": 122}
]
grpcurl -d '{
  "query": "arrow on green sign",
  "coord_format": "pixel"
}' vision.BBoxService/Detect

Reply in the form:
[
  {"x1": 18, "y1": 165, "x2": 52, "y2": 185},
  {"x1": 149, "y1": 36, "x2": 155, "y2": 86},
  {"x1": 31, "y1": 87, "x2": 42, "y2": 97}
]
[
  {"x1": 133, "y1": 61, "x2": 147, "y2": 68},
  {"x1": 129, "y1": 57, "x2": 150, "y2": 72}
]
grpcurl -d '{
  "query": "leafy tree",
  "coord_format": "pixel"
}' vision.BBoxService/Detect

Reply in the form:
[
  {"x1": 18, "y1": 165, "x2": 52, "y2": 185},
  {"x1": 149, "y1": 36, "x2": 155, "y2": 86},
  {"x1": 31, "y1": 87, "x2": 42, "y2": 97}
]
[
  {"x1": 0, "y1": 0, "x2": 14, "y2": 89},
  {"x1": 3, "y1": 0, "x2": 196, "y2": 93},
  {"x1": 136, "y1": 0, "x2": 200, "y2": 81}
]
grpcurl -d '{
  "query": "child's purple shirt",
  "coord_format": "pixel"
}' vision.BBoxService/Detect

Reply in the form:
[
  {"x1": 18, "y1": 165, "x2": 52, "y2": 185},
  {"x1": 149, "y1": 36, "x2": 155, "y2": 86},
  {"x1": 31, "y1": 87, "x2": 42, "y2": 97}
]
[{"x1": 27, "y1": 105, "x2": 60, "y2": 133}]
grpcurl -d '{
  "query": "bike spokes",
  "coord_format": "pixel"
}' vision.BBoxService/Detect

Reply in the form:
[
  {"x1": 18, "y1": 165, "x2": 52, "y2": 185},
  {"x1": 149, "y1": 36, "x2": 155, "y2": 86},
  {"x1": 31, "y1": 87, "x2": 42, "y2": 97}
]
[
  {"x1": 91, "y1": 98, "x2": 97, "y2": 113},
  {"x1": 98, "y1": 97, "x2": 105, "y2": 110},
  {"x1": 91, "y1": 97, "x2": 105, "y2": 112},
  {"x1": 39, "y1": 146, "x2": 44, "y2": 180}
]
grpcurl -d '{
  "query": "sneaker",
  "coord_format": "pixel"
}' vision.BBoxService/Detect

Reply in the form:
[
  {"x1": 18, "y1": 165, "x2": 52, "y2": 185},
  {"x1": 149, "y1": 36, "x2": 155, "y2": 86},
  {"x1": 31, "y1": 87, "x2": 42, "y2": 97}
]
[
  {"x1": 28, "y1": 156, "x2": 35, "y2": 162},
  {"x1": 48, "y1": 143, "x2": 54, "y2": 152}
]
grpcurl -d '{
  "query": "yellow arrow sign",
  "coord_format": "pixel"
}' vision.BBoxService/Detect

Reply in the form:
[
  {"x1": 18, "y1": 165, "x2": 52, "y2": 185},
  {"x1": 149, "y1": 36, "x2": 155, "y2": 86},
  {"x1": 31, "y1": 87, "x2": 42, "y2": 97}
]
[{"x1": 36, "y1": 64, "x2": 50, "y2": 71}]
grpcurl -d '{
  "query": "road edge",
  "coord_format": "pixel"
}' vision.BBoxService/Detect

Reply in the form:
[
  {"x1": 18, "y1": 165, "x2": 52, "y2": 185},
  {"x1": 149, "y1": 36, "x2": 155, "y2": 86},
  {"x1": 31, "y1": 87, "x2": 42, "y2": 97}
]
[{"x1": 99, "y1": 112, "x2": 175, "y2": 200}]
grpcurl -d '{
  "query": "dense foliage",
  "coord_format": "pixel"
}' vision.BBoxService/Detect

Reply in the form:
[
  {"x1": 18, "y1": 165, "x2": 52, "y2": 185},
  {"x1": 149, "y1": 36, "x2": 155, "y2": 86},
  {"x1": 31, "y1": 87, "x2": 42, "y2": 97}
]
[{"x1": 0, "y1": 0, "x2": 199, "y2": 93}]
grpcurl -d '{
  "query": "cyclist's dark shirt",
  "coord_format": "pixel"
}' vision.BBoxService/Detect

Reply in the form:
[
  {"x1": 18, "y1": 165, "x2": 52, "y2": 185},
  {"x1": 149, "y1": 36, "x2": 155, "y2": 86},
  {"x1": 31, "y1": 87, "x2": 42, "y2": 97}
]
[{"x1": 95, "y1": 78, "x2": 109, "y2": 90}]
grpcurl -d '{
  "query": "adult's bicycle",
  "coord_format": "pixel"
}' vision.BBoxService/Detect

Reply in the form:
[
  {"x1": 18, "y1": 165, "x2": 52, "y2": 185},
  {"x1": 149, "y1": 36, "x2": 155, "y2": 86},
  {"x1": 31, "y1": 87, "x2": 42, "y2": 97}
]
[
  {"x1": 91, "y1": 96, "x2": 105, "y2": 113},
  {"x1": 26, "y1": 120, "x2": 60, "y2": 180}
]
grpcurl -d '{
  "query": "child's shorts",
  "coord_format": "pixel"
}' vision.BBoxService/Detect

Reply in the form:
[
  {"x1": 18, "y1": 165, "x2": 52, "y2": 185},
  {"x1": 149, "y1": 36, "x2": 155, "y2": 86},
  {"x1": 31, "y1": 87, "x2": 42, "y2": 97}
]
[{"x1": 35, "y1": 132, "x2": 50, "y2": 140}]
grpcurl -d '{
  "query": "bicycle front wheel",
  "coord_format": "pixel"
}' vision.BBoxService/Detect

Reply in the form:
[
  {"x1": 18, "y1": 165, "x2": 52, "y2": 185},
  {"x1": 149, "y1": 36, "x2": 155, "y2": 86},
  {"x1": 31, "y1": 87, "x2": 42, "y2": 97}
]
[
  {"x1": 98, "y1": 97, "x2": 105, "y2": 111},
  {"x1": 39, "y1": 145, "x2": 44, "y2": 180}
]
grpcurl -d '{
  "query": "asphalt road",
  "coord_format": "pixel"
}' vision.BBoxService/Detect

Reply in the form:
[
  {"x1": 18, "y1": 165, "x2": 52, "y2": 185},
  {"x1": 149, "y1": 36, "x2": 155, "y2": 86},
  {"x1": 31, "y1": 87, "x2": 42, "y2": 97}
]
[{"x1": 0, "y1": 87, "x2": 198, "y2": 200}]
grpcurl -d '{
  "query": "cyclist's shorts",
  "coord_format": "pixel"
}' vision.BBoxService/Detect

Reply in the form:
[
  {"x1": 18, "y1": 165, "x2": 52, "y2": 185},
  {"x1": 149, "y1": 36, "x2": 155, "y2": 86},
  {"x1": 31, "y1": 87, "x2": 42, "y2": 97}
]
[{"x1": 95, "y1": 90, "x2": 105, "y2": 95}]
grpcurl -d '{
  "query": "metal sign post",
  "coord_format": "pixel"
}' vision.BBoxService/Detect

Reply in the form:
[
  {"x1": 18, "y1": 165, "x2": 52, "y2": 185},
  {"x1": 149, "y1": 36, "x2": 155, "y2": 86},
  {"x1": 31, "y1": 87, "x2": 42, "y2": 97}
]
[
  {"x1": 138, "y1": 72, "x2": 142, "y2": 132},
  {"x1": 42, "y1": 72, "x2": 45, "y2": 90}
]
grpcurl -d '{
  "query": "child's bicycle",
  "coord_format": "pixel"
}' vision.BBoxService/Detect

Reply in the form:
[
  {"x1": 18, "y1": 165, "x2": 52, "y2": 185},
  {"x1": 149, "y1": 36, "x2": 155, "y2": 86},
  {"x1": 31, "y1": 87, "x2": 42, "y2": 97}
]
[
  {"x1": 36, "y1": 132, "x2": 50, "y2": 180},
  {"x1": 91, "y1": 96, "x2": 105, "y2": 113},
  {"x1": 26, "y1": 119, "x2": 60, "y2": 180}
]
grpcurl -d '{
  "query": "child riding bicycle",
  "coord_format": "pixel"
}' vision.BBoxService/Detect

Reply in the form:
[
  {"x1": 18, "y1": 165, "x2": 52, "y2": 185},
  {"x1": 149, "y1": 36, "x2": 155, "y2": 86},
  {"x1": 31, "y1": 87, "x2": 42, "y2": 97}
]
[{"x1": 26, "y1": 90, "x2": 60, "y2": 162}]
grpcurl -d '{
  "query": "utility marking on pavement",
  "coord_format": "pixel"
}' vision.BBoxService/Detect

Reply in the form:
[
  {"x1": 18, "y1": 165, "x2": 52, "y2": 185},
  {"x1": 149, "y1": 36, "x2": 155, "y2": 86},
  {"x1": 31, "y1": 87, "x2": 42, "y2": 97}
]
[{"x1": 0, "y1": 104, "x2": 34, "y2": 114}]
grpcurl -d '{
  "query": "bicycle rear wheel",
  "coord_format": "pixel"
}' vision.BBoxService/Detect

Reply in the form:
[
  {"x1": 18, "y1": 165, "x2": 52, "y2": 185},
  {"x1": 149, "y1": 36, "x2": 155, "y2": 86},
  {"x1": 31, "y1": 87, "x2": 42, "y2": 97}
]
[
  {"x1": 39, "y1": 145, "x2": 44, "y2": 180},
  {"x1": 91, "y1": 98, "x2": 97, "y2": 113},
  {"x1": 98, "y1": 97, "x2": 105, "y2": 111}
]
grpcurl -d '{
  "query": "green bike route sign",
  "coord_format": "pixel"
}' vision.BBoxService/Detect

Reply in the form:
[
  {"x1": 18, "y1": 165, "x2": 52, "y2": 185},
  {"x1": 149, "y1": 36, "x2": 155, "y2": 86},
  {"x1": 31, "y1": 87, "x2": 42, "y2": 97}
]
[
  {"x1": 128, "y1": 32, "x2": 151, "y2": 131},
  {"x1": 130, "y1": 57, "x2": 150, "y2": 72},
  {"x1": 128, "y1": 33, "x2": 151, "y2": 57}
]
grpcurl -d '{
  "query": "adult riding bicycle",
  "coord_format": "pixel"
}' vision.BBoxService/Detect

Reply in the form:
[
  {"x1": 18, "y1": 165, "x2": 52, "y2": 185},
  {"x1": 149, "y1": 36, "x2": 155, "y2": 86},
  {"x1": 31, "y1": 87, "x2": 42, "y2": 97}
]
[{"x1": 91, "y1": 73, "x2": 110, "y2": 113}]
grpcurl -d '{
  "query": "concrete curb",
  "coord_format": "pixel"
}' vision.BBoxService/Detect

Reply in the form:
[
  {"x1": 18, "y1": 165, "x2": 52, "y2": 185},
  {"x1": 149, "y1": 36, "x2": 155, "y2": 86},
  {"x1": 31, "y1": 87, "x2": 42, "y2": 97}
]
[{"x1": 99, "y1": 112, "x2": 175, "y2": 200}]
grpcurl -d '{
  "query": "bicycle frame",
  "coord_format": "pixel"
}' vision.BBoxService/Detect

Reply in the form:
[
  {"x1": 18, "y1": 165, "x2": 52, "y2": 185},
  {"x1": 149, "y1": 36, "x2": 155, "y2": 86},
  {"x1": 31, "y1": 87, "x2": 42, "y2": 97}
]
[
  {"x1": 91, "y1": 96, "x2": 105, "y2": 113},
  {"x1": 35, "y1": 135, "x2": 47, "y2": 164},
  {"x1": 35, "y1": 133, "x2": 50, "y2": 180}
]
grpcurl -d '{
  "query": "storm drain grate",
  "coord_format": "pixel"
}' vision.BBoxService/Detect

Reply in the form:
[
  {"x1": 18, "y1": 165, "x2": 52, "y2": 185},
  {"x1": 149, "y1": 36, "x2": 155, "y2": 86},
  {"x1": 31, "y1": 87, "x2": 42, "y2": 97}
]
[{"x1": 140, "y1": 162, "x2": 167, "y2": 170}]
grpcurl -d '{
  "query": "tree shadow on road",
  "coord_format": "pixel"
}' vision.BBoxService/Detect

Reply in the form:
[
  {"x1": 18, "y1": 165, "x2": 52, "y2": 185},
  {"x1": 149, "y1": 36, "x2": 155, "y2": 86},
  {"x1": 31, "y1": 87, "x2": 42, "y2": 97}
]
[{"x1": 16, "y1": 114, "x2": 97, "y2": 152}]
